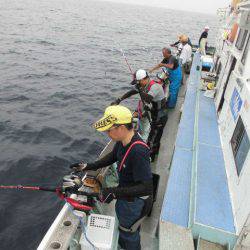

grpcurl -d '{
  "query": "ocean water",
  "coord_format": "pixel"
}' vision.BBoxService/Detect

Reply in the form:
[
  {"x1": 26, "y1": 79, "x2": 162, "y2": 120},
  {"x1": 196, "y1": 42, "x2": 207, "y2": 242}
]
[{"x1": 0, "y1": 0, "x2": 219, "y2": 249}]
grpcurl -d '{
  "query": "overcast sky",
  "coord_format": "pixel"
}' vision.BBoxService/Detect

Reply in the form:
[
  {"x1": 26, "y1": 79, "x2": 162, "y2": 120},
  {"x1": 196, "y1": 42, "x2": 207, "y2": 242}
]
[{"x1": 99, "y1": 0, "x2": 229, "y2": 14}]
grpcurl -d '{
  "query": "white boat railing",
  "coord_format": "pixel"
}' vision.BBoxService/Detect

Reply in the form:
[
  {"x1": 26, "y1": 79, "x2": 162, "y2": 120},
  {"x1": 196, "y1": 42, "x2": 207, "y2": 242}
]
[{"x1": 37, "y1": 141, "x2": 115, "y2": 250}]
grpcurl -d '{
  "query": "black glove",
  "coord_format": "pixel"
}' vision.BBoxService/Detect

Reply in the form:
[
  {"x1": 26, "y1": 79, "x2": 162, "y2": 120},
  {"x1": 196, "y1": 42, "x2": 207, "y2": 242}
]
[
  {"x1": 98, "y1": 188, "x2": 116, "y2": 203},
  {"x1": 110, "y1": 97, "x2": 121, "y2": 106},
  {"x1": 70, "y1": 162, "x2": 87, "y2": 172},
  {"x1": 130, "y1": 79, "x2": 137, "y2": 85}
]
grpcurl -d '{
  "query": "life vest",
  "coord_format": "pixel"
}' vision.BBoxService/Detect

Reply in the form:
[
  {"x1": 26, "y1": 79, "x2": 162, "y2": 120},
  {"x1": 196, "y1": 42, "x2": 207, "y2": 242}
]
[
  {"x1": 147, "y1": 80, "x2": 160, "y2": 92},
  {"x1": 137, "y1": 80, "x2": 160, "y2": 119},
  {"x1": 137, "y1": 80, "x2": 167, "y2": 121},
  {"x1": 117, "y1": 140, "x2": 153, "y2": 234},
  {"x1": 148, "y1": 80, "x2": 167, "y2": 112},
  {"x1": 118, "y1": 141, "x2": 150, "y2": 172}
]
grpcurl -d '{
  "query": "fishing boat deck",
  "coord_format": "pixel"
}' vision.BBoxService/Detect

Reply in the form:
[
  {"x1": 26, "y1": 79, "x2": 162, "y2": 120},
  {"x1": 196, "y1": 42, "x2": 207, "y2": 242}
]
[
  {"x1": 37, "y1": 64, "x2": 190, "y2": 250},
  {"x1": 38, "y1": 53, "x2": 238, "y2": 250}
]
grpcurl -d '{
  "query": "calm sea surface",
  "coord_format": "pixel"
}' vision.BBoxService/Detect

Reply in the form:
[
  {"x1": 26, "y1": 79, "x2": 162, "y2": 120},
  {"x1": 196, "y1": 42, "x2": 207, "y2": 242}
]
[{"x1": 0, "y1": 0, "x2": 219, "y2": 249}]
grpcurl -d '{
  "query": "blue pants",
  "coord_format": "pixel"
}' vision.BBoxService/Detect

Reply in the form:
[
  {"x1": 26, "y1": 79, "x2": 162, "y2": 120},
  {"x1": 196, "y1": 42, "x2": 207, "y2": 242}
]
[
  {"x1": 115, "y1": 198, "x2": 145, "y2": 250},
  {"x1": 167, "y1": 66, "x2": 182, "y2": 108}
]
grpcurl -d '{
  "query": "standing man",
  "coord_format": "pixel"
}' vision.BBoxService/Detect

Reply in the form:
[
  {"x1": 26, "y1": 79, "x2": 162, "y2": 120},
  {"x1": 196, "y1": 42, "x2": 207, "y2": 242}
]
[
  {"x1": 170, "y1": 34, "x2": 184, "y2": 56},
  {"x1": 179, "y1": 35, "x2": 192, "y2": 80},
  {"x1": 71, "y1": 105, "x2": 153, "y2": 250},
  {"x1": 170, "y1": 34, "x2": 193, "y2": 57},
  {"x1": 111, "y1": 69, "x2": 168, "y2": 160},
  {"x1": 149, "y1": 47, "x2": 182, "y2": 108},
  {"x1": 179, "y1": 35, "x2": 192, "y2": 66},
  {"x1": 199, "y1": 26, "x2": 209, "y2": 55}
]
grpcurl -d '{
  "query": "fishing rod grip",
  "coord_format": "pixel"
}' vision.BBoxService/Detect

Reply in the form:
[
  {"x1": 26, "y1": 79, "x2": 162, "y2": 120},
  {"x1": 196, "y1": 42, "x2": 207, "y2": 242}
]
[{"x1": 39, "y1": 186, "x2": 58, "y2": 192}]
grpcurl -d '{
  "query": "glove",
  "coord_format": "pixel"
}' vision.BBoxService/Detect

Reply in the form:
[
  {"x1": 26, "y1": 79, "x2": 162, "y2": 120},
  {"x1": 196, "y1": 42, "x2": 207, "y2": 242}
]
[
  {"x1": 98, "y1": 188, "x2": 116, "y2": 203},
  {"x1": 110, "y1": 97, "x2": 121, "y2": 105},
  {"x1": 130, "y1": 79, "x2": 137, "y2": 85},
  {"x1": 70, "y1": 162, "x2": 87, "y2": 172}
]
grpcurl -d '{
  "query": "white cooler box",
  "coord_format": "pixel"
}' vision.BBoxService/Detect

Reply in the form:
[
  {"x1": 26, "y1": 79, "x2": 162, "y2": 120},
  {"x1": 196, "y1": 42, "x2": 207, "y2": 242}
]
[{"x1": 80, "y1": 213, "x2": 117, "y2": 250}]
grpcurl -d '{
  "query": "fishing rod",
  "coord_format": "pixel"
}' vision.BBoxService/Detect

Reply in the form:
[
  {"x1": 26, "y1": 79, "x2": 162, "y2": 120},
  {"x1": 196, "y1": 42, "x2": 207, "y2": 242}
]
[
  {"x1": 117, "y1": 46, "x2": 152, "y2": 124},
  {"x1": 120, "y1": 48, "x2": 134, "y2": 77},
  {"x1": 0, "y1": 175, "x2": 99, "y2": 212},
  {"x1": 0, "y1": 185, "x2": 56, "y2": 192}
]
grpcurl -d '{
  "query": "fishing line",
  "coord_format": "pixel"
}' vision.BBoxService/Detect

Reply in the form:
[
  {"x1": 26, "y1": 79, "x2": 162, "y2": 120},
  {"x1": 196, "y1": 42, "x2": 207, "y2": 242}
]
[
  {"x1": 113, "y1": 41, "x2": 135, "y2": 77},
  {"x1": 119, "y1": 47, "x2": 134, "y2": 76}
]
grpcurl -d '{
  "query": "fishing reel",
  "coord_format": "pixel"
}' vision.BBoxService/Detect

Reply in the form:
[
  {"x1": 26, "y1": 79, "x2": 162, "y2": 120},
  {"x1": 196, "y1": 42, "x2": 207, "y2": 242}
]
[
  {"x1": 62, "y1": 174, "x2": 83, "y2": 194},
  {"x1": 62, "y1": 172, "x2": 102, "y2": 195},
  {"x1": 60, "y1": 172, "x2": 103, "y2": 212}
]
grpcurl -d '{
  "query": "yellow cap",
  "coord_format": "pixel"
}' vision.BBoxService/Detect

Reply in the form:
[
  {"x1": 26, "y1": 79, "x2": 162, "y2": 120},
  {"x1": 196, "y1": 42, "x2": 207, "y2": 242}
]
[{"x1": 93, "y1": 105, "x2": 133, "y2": 132}]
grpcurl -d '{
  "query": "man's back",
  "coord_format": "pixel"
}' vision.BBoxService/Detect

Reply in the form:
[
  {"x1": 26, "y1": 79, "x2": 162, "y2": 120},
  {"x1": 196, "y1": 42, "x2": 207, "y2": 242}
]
[
  {"x1": 161, "y1": 55, "x2": 179, "y2": 70},
  {"x1": 180, "y1": 44, "x2": 192, "y2": 64}
]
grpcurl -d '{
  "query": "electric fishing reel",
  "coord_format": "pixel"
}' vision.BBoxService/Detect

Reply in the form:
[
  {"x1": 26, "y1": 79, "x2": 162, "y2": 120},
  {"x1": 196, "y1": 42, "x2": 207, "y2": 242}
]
[
  {"x1": 59, "y1": 173, "x2": 102, "y2": 213},
  {"x1": 62, "y1": 172, "x2": 102, "y2": 193},
  {"x1": 62, "y1": 174, "x2": 83, "y2": 194}
]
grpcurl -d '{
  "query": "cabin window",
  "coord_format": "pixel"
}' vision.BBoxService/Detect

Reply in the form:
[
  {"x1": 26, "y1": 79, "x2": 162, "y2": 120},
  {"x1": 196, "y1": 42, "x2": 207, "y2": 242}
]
[
  {"x1": 235, "y1": 29, "x2": 248, "y2": 50},
  {"x1": 241, "y1": 35, "x2": 250, "y2": 65},
  {"x1": 231, "y1": 117, "x2": 250, "y2": 176}
]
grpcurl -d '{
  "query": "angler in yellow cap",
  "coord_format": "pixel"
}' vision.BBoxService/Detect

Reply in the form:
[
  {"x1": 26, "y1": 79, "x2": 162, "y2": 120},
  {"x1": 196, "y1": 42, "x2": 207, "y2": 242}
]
[{"x1": 70, "y1": 105, "x2": 153, "y2": 250}]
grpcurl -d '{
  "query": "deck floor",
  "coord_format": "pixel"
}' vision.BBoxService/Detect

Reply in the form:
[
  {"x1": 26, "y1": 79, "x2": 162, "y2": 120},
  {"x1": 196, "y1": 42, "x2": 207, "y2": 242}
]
[{"x1": 140, "y1": 81, "x2": 187, "y2": 249}]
